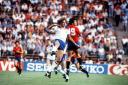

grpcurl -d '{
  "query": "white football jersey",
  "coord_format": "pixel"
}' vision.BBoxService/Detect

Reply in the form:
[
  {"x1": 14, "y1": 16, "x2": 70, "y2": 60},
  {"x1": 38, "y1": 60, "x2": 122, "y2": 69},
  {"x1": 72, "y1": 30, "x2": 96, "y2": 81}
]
[{"x1": 54, "y1": 26, "x2": 69, "y2": 42}]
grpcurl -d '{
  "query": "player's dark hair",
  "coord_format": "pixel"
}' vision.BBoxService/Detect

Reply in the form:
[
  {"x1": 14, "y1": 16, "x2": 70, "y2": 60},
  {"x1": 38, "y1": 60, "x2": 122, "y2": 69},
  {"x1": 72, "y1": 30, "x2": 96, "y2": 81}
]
[
  {"x1": 68, "y1": 16, "x2": 79, "y2": 25},
  {"x1": 57, "y1": 17, "x2": 66, "y2": 25},
  {"x1": 15, "y1": 40, "x2": 20, "y2": 44}
]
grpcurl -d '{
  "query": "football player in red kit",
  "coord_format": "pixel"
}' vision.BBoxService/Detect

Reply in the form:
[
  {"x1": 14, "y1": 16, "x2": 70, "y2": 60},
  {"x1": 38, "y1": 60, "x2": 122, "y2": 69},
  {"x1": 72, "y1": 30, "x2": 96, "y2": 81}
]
[
  {"x1": 13, "y1": 40, "x2": 23, "y2": 75},
  {"x1": 66, "y1": 16, "x2": 89, "y2": 77}
]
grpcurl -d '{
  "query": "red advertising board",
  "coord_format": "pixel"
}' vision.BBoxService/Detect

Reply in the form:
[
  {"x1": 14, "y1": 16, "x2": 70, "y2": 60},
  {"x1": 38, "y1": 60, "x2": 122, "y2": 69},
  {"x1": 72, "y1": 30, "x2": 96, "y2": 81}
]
[
  {"x1": 0, "y1": 61, "x2": 23, "y2": 72},
  {"x1": 108, "y1": 64, "x2": 128, "y2": 75}
]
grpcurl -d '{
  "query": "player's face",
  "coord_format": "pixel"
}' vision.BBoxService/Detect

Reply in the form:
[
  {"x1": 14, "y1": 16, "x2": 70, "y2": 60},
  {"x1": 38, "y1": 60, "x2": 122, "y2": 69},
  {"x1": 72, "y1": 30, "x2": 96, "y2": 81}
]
[
  {"x1": 74, "y1": 20, "x2": 78, "y2": 26},
  {"x1": 48, "y1": 40, "x2": 51, "y2": 45},
  {"x1": 61, "y1": 20, "x2": 66, "y2": 27},
  {"x1": 15, "y1": 42, "x2": 20, "y2": 47}
]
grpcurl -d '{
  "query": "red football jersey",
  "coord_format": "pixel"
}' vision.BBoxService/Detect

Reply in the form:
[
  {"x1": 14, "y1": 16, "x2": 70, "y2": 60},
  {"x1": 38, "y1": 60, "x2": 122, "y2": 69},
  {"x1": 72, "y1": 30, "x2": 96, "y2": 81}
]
[
  {"x1": 68, "y1": 25, "x2": 81, "y2": 43},
  {"x1": 13, "y1": 46, "x2": 22, "y2": 57}
]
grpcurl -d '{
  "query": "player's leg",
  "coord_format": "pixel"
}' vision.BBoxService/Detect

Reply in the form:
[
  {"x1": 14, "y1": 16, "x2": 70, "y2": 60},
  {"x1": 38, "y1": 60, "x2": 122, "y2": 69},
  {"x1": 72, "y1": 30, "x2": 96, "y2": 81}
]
[
  {"x1": 56, "y1": 50, "x2": 69, "y2": 81},
  {"x1": 17, "y1": 56, "x2": 22, "y2": 75},
  {"x1": 54, "y1": 52, "x2": 68, "y2": 75},
  {"x1": 66, "y1": 50, "x2": 75, "y2": 76},
  {"x1": 51, "y1": 59, "x2": 56, "y2": 74},
  {"x1": 14, "y1": 59, "x2": 19, "y2": 73},
  {"x1": 45, "y1": 58, "x2": 52, "y2": 78},
  {"x1": 66, "y1": 60, "x2": 70, "y2": 76},
  {"x1": 14, "y1": 57, "x2": 22, "y2": 75},
  {"x1": 18, "y1": 61, "x2": 22, "y2": 75},
  {"x1": 51, "y1": 40, "x2": 60, "y2": 74},
  {"x1": 45, "y1": 53, "x2": 56, "y2": 78},
  {"x1": 65, "y1": 41, "x2": 72, "y2": 76},
  {"x1": 71, "y1": 49, "x2": 89, "y2": 78},
  {"x1": 53, "y1": 40, "x2": 69, "y2": 82},
  {"x1": 76, "y1": 56, "x2": 89, "y2": 78}
]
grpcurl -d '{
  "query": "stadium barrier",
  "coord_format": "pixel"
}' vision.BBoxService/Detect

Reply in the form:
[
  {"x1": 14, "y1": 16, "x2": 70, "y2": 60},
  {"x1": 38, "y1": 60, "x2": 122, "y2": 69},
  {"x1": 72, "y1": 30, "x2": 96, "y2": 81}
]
[{"x1": 0, "y1": 61, "x2": 128, "y2": 75}]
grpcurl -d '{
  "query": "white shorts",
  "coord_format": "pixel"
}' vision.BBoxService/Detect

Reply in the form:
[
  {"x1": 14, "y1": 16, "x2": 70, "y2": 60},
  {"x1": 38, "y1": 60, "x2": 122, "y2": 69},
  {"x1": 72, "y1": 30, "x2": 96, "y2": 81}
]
[{"x1": 47, "y1": 54, "x2": 56, "y2": 61}]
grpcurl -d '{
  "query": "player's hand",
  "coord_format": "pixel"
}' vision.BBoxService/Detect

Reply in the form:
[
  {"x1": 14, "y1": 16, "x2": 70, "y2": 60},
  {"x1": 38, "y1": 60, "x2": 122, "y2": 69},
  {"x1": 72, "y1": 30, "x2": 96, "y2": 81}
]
[{"x1": 16, "y1": 51, "x2": 21, "y2": 53}]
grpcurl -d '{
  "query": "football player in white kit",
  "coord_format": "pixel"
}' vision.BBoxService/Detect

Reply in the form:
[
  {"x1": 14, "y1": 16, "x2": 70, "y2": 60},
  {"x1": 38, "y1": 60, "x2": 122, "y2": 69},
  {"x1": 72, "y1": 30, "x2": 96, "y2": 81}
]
[
  {"x1": 45, "y1": 18, "x2": 69, "y2": 82},
  {"x1": 44, "y1": 39, "x2": 56, "y2": 78}
]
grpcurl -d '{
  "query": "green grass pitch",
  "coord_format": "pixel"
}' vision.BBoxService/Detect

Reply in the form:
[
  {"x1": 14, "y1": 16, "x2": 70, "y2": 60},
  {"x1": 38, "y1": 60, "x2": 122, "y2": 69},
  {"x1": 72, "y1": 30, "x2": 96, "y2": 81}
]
[{"x1": 0, "y1": 72, "x2": 128, "y2": 85}]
